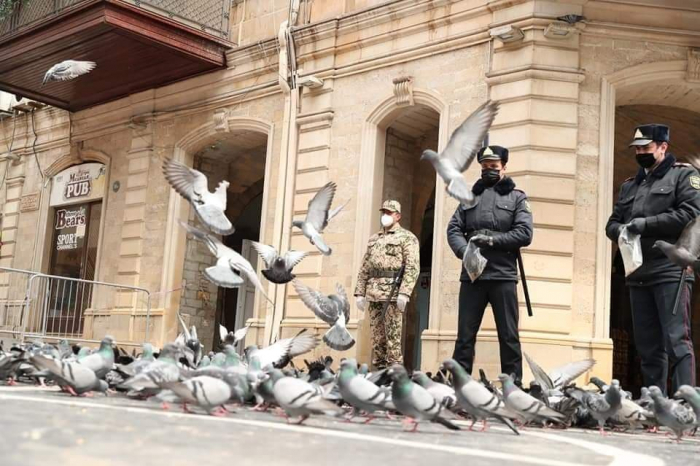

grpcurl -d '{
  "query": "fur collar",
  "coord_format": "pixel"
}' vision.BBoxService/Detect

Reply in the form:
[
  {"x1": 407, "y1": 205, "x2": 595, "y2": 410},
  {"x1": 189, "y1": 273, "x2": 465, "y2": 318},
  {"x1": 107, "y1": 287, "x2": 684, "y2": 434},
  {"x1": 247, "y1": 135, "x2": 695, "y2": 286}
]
[
  {"x1": 634, "y1": 154, "x2": 676, "y2": 184},
  {"x1": 472, "y1": 176, "x2": 516, "y2": 196}
]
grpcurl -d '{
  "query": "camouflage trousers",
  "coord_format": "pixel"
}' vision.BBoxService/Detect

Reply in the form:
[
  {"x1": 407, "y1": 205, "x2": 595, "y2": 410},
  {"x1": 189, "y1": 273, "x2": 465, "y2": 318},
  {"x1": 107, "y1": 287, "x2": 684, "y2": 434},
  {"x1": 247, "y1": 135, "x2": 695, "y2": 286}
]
[{"x1": 369, "y1": 301, "x2": 403, "y2": 369}]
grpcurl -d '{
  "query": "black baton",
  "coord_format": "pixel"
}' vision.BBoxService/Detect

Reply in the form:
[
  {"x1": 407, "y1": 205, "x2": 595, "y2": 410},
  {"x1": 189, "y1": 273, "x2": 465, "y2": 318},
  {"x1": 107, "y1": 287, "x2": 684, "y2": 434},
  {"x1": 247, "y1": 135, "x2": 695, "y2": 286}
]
[
  {"x1": 517, "y1": 251, "x2": 533, "y2": 317},
  {"x1": 381, "y1": 264, "x2": 406, "y2": 320},
  {"x1": 671, "y1": 268, "x2": 688, "y2": 316}
]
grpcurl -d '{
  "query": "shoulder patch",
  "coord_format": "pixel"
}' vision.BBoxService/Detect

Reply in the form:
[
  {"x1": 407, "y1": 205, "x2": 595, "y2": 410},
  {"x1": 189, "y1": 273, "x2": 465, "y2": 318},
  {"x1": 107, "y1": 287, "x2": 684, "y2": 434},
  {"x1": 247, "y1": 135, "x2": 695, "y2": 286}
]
[
  {"x1": 523, "y1": 200, "x2": 532, "y2": 213},
  {"x1": 674, "y1": 162, "x2": 692, "y2": 167},
  {"x1": 690, "y1": 175, "x2": 700, "y2": 190}
]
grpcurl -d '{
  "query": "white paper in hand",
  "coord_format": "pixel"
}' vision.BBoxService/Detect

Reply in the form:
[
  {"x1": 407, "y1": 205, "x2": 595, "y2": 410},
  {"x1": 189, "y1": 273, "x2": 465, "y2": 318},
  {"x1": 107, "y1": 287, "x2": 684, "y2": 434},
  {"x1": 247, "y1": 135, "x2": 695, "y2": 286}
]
[
  {"x1": 463, "y1": 239, "x2": 488, "y2": 282},
  {"x1": 618, "y1": 225, "x2": 643, "y2": 277}
]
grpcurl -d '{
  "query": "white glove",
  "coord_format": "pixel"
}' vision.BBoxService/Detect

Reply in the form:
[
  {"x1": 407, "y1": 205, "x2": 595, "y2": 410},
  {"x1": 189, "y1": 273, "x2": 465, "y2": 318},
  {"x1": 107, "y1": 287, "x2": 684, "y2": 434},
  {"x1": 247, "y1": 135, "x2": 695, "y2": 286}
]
[
  {"x1": 355, "y1": 296, "x2": 366, "y2": 311},
  {"x1": 397, "y1": 294, "x2": 409, "y2": 312}
]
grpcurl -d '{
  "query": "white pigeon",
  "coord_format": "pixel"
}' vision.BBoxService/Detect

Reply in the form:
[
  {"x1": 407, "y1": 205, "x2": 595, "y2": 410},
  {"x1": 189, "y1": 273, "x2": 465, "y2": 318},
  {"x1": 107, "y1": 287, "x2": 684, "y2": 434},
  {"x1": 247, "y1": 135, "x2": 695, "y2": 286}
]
[
  {"x1": 163, "y1": 158, "x2": 235, "y2": 235},
  {"x1": 292, "y1": 280, "x2": 354, "y2": 351},
  {"x1": 179, "y1": 221, "x2": 272, "y2": 304},
  {"x1": 219, "y1": 322, "x2": 251, "y2": 348},
  {"x1": 245, "y1": 329, "x2": 319, "y2": 369},
  {"x1": 291, "y1": 181, "x2": 349, "y2": 256},
  {"x1": 175, "y1": 311, "x2": 202, "y2": 367},
  {"x1": 42, "y1": 60, "x2": 96, "y2": 85},
  {"x1": 420, "y1": 100, "x2": 500, "y2": 208},
  {"x1": 251, "y1": 242, "x2": 308, "y2": 284}
]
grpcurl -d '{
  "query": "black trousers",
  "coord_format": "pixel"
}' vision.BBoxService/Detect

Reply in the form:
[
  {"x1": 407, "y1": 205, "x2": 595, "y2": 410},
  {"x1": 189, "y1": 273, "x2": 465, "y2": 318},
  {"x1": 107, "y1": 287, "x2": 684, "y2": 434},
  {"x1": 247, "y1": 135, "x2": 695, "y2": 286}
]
[
  {"x1": 629, "y1": 281, "x2": 696, "y2": 394},
  {"x1": 452, "y1": 280, "x2": 522, "y2": 382}
]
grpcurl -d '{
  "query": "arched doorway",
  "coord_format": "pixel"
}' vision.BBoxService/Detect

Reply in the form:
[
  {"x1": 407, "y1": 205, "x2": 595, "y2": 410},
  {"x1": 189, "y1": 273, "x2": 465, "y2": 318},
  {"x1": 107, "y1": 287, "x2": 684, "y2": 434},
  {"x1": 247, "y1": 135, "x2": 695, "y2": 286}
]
[
  {"x1": 179, "y1": 129, "x2": 269, "y2": 352},
  {"x1": 599, "y1": 61, "x2": 700, "y2": 394}
]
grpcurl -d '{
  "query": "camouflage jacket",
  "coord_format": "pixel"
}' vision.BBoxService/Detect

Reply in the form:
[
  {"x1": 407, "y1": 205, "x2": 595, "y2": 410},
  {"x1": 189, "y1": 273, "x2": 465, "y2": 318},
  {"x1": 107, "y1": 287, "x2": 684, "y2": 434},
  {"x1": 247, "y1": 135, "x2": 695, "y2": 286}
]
[{"x1": 354, "y1": 223, "x2": 420, "y2": 302}]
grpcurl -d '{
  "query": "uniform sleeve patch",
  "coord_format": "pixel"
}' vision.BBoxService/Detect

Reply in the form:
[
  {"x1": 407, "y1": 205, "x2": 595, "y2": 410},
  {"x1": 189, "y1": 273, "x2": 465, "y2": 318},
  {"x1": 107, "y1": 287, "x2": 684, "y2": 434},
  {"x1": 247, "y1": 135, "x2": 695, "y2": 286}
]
[
  {"x1": 690, "y1": 175, "x2": 700, "y2": 190},
  {"x1": 523, "y1": 200, "x2": 532, "y2": 213}
]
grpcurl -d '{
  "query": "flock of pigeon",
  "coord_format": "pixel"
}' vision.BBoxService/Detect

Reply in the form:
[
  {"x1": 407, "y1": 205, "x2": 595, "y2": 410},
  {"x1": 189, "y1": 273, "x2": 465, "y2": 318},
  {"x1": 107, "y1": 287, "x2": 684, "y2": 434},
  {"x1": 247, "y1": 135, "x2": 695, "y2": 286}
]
[{"x1": 1, "y1": 333, "x2": 700, "y2": 441}]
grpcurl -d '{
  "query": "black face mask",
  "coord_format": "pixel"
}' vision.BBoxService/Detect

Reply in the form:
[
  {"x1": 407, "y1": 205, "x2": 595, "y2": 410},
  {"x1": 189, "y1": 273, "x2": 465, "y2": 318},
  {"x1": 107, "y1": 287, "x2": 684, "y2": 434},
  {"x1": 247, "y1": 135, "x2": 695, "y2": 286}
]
[
  {"x1": 481, "y1": 169, "x2": 501, "y2": 187},
  {"x1": 635, "y1": 153, "x2": 656, "y2": 169}
]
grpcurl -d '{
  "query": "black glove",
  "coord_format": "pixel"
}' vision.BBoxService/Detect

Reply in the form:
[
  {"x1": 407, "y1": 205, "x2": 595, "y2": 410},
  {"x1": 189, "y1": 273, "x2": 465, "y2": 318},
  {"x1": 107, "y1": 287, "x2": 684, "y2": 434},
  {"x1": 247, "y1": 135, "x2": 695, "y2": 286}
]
[
  {"x1": 627, "y1": 218, "x2": 647, "y2": 235},
  {"x1": 471, "y1": 234, "x2": 493, "y2": 248}
]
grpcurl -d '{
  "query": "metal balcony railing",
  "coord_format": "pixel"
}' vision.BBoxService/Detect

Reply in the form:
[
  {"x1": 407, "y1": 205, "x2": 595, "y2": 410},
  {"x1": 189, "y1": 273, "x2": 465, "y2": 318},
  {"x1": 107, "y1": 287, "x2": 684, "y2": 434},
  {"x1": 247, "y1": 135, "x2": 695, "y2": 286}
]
[{"x1": 0, "y1": 0, "x2": 231, "y2": 39}]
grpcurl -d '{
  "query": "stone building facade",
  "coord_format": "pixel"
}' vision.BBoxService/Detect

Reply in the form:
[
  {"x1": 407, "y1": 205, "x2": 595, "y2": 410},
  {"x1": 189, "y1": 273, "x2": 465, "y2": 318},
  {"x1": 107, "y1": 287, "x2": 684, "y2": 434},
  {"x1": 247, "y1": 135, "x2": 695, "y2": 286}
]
[{"x1": 1, "y1": 0, "x2": 700, "y2": 387}]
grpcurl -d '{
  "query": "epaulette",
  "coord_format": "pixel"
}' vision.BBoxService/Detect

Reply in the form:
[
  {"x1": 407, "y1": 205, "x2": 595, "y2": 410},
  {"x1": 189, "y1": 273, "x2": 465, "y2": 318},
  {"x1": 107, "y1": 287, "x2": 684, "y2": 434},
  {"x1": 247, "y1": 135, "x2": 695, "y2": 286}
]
[
  {"x1": 624, "y1": 176, "x2": 634, "y2": 182},
  {"x1": 673, "y1": 162, "x2": 692, "y2": 167}
]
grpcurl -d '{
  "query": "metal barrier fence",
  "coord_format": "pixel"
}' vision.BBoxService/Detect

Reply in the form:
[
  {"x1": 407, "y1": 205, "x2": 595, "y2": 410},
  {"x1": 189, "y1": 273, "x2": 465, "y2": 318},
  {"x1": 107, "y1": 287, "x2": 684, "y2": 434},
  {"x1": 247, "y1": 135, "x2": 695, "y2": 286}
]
[
  {"x1": 0, "y1": 267, "x2": 151, "y2": 345},
  {"x1": 0, "y1": 0, "x2": 231, "y2": 39}
]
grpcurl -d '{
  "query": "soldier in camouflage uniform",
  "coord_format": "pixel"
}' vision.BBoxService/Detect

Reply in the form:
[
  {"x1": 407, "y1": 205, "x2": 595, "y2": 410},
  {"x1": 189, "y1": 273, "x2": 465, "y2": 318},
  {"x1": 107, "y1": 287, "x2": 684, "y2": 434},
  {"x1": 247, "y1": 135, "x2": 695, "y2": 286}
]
[{"x1": 354, "y1": 200, "x2": 420, "y2": 369}]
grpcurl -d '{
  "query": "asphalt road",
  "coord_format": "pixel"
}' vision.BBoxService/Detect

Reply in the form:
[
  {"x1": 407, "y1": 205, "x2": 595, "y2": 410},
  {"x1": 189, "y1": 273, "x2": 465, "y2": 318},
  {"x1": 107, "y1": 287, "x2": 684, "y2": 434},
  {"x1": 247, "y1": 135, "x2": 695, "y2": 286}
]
[{"x1": 0, "y1": 385, "x2": 697, "y2": 466}]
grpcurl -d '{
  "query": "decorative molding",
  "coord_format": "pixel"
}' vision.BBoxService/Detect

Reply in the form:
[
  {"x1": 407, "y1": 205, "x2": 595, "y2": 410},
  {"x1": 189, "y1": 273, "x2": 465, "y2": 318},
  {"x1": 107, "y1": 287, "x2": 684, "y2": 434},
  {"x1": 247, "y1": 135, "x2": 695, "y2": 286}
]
[
  {"x1": 213, "y1": 108, "x2": 229, "y2": 132},
  {"x1": 392, "y1": 76, "x2": 415, "y2": 107},
  {"x1": 687, "y1": 48, "x2": 700, "y2": 83}
]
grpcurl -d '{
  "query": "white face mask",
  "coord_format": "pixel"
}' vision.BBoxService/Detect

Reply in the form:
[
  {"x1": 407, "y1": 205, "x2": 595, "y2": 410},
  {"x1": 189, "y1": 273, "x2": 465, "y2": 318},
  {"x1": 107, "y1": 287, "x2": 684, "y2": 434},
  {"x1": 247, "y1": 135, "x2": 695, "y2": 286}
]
[{"x1": 381, "y1": 214, "x2": 394, "y2": 228}]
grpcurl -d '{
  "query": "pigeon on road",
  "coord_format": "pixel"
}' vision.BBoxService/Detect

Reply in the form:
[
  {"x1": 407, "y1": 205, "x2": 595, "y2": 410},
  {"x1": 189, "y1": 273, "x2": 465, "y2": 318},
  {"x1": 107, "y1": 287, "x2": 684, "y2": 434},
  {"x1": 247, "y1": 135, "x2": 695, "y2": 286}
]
[
  {"x1": 337, "y1": 359, "x2": 392, "y2": 423},
  {"x1": 163, "y1": 375, "x2": 233, "y2": 416},
  {"x1": 292, "y1": 181, "x2": 349, "y2": 256},
  {"x1": 77, "y1": 336, "x2": 115, "y2": 379},
  {"x1": 175, "y1": 312, "x2": 203, "y2": 368},
  {"x1": 654, "y1": 216, "x2": 700, "y2": 273},
  {"x1": 30, "y1": 354, "x2": 107, "y2": 396},
  {"x1": 387, "y1": 365, "x2": 460, "y2": 432},
  {"x1": 163, "y1": 158, "x2": 235, "y2": 235},
  {"x1": 410, "y1": 370, "x2": 459, "y2": 412},
  {"x1": 43, "y1": 60, "x2": 96, "y2": 85},
  {"x1": 292, "y1": 280, "x2": 355, "y2": 351},
  {"x1": 420, "y1": 100, "x2": 500, "y2": 208},
  {"x1": 524, "y1": 352, "x2": 595, "y2": 392},
  {"x1": 179, "y1": 221, "x2": 272, "y2": 304},
  {"x1": 581, "y1": 378, "x2": 622, "y2": 435},
  {"x1": 270, "y1": 369, "x2": 343, "y2": 424},
  {"x1": 498, "y1": 373, "x2": 565, "y2": 425},
  {"x1": 251, "y1": 242, "x2": 308, "y2": 284},
  {"x1": 649, "y1": 386, "x2": 697, "y2": 440}
]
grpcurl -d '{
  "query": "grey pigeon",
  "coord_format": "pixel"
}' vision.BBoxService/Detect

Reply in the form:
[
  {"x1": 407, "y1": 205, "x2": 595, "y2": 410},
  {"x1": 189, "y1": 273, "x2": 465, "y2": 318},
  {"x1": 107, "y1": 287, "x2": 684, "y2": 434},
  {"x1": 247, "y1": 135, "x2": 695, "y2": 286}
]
[
  {"x1": 175, "y1": 311, "x2": 203, "y2": 367},
  {"x1": 43, "y1": 60, "x2": 96, "y2": 85},
  {"x1": 118, "y1": 344, "x2": 182, "y2": 395},
  {"x1": 556, "y1": 14, "x2": 586, "y2": 24},
  {"x1": 30, "y1": 354, "x2": 107, "y2": 396},
  {"x1": 291, "y1": 181, "x2": 349, "y2": 256},
  {"x1": 292, "y1": 280, "x2": 354, "y2": 351},
  {"x1": 441, "y1": 360, "x2": 519, "y2": 434},
  {"x1": 251, "y1": 242, "x2": 308, "y2": 284},
  {"x1": 411, "y1": 370, "x2": 459, "y2": 412},
  {"x1": 654, "y1": 216, "x2": 700, "y2": 273},
  {"x1": 270, "y1": 369, "x2": 343, "y2": 424},
  {"x1": 246, "y1": 329, "x2": 319, "y2": 369},
  {"x1": 649, "y1": 386, "x2": 697, "y2": 440},
  {"x1": 179, "y1": 221, "x2": 272, "y2": 304},
  {"x1": 610, "y1": 398, "x2": 650, "y2": 430},
  {"x1": 387, "y1": 365, "x2": 460, "y2": 432},
  {"x1": 338, "y1": 359, "x2": 392, "y2": 422},
  {"x1": 581, "y1": 379, "x2": 622, "y2": 435},
  {"x1": 163, "y1": 158, "x2": 234, "y2": 235},
  {"x1": 498, "y1": 373, "x2": 565, "y2": 425},
  {"x1": 420, "y1": 100, "x2": 500, "y2": 208},
  {"x1": 115, "y1": 343, "x2": 155, "y2": 377},
  {"x1": 219, "y1": 322, "x2": 251, "y2": 348},
  {"x1": 77, "y1": 336, "x2": 115, "y2": 379},
  {"x1": 524, "y1": 352, "x2": 595, "y2": 392},
  {"x1": 674, "y1": 385, "x2": 700, "y2": 422},
  {"x1": 162, "y1": 375, "x2": 233, "y2": 415}
]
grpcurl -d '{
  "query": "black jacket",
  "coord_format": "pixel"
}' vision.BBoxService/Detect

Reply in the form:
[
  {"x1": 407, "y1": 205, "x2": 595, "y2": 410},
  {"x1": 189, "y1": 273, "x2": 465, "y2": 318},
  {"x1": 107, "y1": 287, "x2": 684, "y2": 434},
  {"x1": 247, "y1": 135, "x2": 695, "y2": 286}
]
[
  {"x1": 447, "y1": 177, "x2": 533, "y2": 282},
  {"x1": 605, "y1": 154, "x2": 700, "y2": 286}
]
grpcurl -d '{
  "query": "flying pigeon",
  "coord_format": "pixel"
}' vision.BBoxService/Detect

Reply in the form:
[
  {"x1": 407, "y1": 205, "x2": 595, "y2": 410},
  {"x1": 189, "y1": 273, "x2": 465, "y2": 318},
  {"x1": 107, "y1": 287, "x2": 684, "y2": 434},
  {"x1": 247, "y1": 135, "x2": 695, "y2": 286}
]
[
  {"x1": 251, "y1": 242, "x2": 308, "y2": 284},
  {"x1": 163, "y1": 158, "x2": 235, "y2": 235},
  {"x1": 581, "y1": 378, "x2": 622, "y2": 435},
  {"x1": 337, "y1": 359, "x2": 392, "y2": 423},
  {"x1": 292, "y1": 280, "x2": 355, "y2": 351},
  {"x1": 420, "y1": 100, "x2": 500, "y2": 208},
  {"x1": 441, "y1": 360, "x2": 519, "y2": 434},
  {"x1": 245, "y1": 329, "x2": 319, "y2": 369},
  {"x1": 219, "y1": 322, "x2": 251, "y2": 348},
  {"x1": 77, "y1": 335, "x2": 115, "y2": 379},
  {"x1": 649, "y1": 386, "x2": 697, "y2": 440},
  {"x1": 498, "y1": 373, "x2": 565, "y2": 425},
  {"x1": 556, "y1": 14, "x2": 586, "y2": 24},
  {"x1": 175, "y1": 312, "x2": 203, "y2": 368},
  {"x1": 30, "y1": 354, "x2": 108, "y2": 396},
  {"x1": 524, "y1": 352, "x2": 596, "y2": 392},
  {"x1": 654, "y1": 216, "x2": 700, "y2": 273},
  {"x1": 291, "y1": 181, "x2": 349, "y2": 256},
  {"x1": 387, "y1": 364, "x2": 460, "y2": 432},
  {"x1": 43, "y1": 60, "x2": 96, "y2": 85},
  {"x1": 270, "y1": 369, "x2": 344, "y2": 424},
  {"x1": 179, "y1": 221, "x2": 272, "y2": 304}
]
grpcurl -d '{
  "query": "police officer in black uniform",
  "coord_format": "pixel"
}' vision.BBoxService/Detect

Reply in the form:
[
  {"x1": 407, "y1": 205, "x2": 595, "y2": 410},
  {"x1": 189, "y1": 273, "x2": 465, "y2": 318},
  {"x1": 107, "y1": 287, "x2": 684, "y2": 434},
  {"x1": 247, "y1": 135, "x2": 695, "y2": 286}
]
[
  {"x1": 606, "y1": 124, "x2": 700, "y2": 394},
  {"x1": 446, "y1": 145, "x2": 534, "y2": 383}
]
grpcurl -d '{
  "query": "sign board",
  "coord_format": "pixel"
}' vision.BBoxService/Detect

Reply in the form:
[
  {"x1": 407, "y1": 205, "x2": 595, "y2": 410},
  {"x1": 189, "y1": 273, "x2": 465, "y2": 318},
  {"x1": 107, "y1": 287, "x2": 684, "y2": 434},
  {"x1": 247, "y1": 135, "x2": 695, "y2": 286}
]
[
  {"x1": 50, "y1": 163, "x2": 106, "y2": 207},
  {"x1": 20, "y1": 193, "x2": 40, "y2": 212},
  {"x1": 54, "y1": 205, "x2": 87, "y2": 251}
]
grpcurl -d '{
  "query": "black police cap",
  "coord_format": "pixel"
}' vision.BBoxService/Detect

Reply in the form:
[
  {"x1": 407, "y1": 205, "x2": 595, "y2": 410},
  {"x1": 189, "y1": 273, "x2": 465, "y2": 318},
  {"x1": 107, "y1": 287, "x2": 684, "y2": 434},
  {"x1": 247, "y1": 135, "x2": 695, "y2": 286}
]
[
  {"x1": 477, "y1": 145, "x2": 509, "y2": 164},
  {"x1": 629, "y1": 124, "x2": 670, "y2": 147}
]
